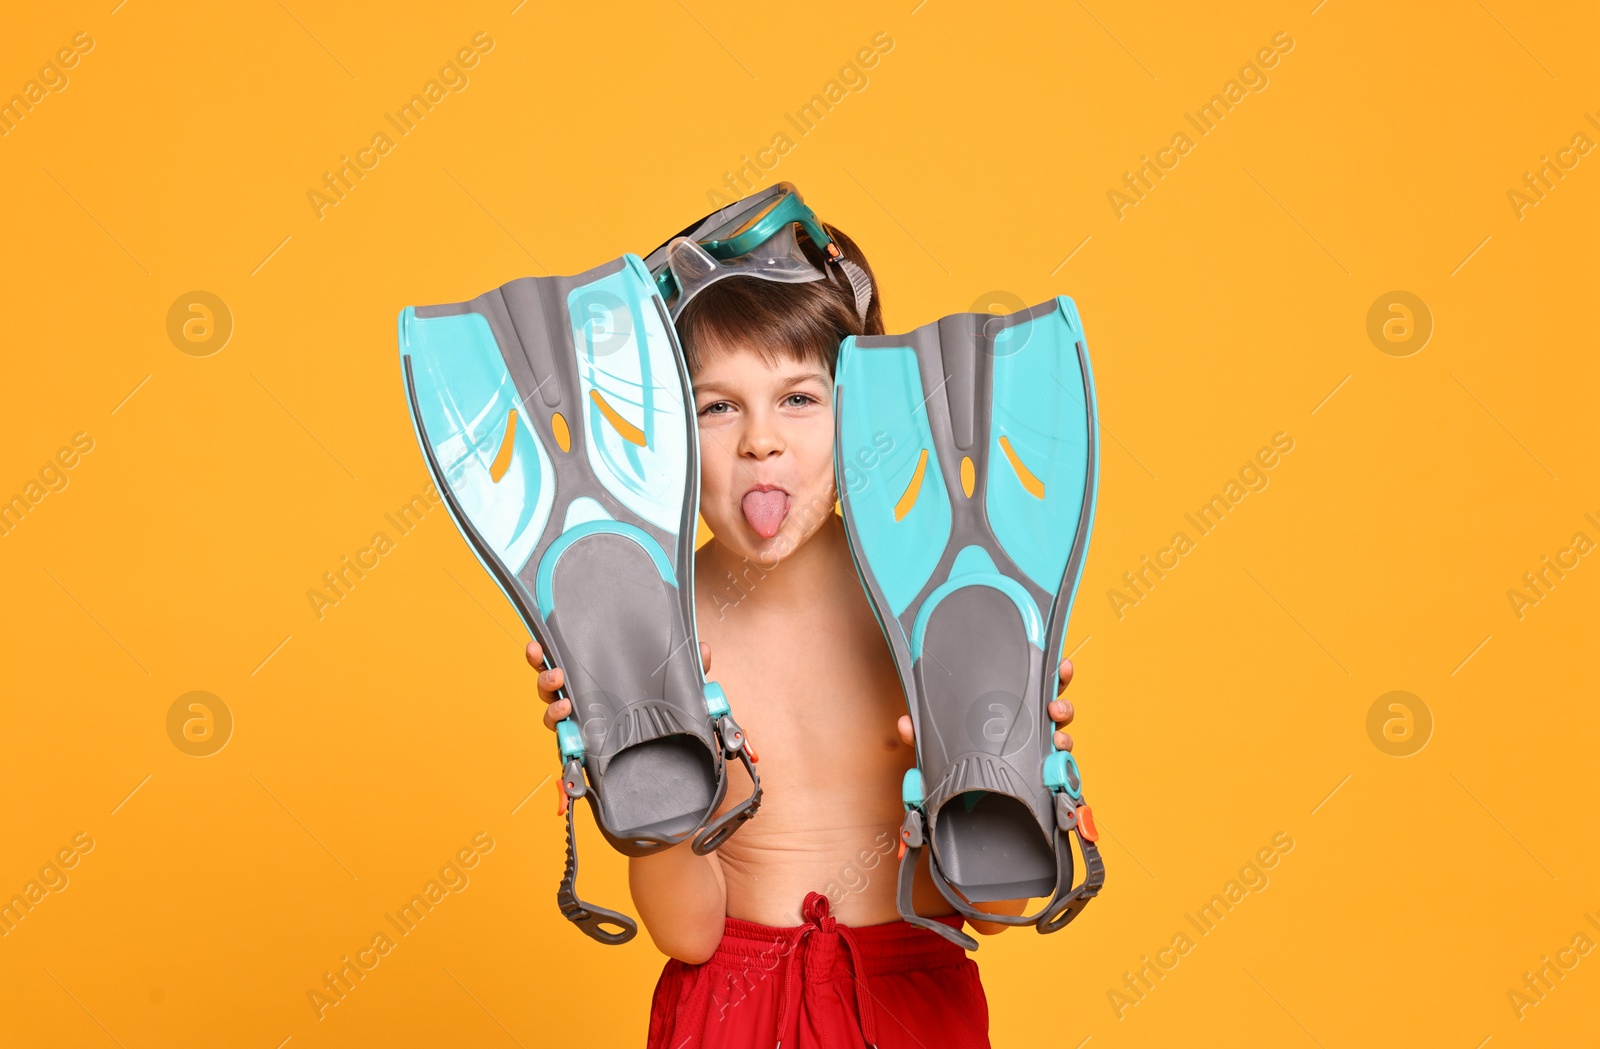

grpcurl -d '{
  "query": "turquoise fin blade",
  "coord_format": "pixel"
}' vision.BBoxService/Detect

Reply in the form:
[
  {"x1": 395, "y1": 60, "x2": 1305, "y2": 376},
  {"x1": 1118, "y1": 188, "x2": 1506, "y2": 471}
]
[{"x1": 400, "y1": 306, "x2": 555, "y2": 578}]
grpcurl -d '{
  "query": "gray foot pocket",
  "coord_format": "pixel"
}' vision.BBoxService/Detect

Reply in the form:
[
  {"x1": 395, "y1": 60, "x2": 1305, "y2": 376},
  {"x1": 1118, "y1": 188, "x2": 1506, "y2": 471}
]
[
  {"x1": 597, "y1": 736, "x2": 717, "y2": 846},
  {"x1": 934, "y1": 793, "x2": 1055, "y2": 902}
]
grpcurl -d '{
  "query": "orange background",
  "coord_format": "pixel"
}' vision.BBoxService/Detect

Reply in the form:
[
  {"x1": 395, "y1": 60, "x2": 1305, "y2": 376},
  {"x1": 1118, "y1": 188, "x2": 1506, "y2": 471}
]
[{"x1": 2, "y1": 1, "x2": 1596, "y2": 1046}]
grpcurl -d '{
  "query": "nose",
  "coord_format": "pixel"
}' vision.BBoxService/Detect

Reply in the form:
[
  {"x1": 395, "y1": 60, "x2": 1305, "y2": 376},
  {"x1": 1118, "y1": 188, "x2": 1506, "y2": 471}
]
[{"x1": 738, "y1": 408, "x2": 785, "y2": 461}]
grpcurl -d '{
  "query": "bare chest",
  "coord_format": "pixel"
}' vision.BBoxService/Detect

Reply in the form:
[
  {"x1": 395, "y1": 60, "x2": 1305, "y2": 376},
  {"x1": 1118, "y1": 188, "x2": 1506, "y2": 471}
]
[
  {"x1": 704, "y1": 593, "x2": 910, "y2": 801},
  {"x1": 696, "y1": 591, "x2": 916, "y2": 922}
]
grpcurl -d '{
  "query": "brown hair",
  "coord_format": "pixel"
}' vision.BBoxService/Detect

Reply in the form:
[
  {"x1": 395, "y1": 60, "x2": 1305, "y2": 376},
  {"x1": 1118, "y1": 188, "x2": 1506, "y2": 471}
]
[{"x1": 674, "y1": 223, "x2": 885, "y2": 375}]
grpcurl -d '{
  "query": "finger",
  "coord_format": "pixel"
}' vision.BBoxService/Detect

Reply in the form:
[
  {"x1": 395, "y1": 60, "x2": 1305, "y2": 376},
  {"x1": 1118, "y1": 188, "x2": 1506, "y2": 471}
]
[
  {"x1": 525, "y1": 639, "x2": 544, "y2": 667},
  {"x1": 542, "y1": 698, "x2": 572, "y2": 730},
  {"x1": 897, "y1": 715, "x2": 914, "y2": 746},
  {"x1": 536, "y1": 667, "x2": 564, "y2": 702},
  {"x1": 1058, "y1": 658, "x2": 1074, "y2": 687},
  {"x1": 699, "y1": 641, "x2": 712, "y2": 674},
  {"x1": 1053, "y1": 729, "x2": 1073, "y2": 751},
  {"x1": 1048, "y1": 698, "x2": 1075, "y2": 727}
]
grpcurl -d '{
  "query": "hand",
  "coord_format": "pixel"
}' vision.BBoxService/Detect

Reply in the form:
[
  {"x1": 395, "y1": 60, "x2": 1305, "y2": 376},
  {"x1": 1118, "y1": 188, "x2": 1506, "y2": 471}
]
[
  {"x1": 896, "y1": 658, "x2": 1076, "y2": 750},
  {"x1": 526, "y1": 639, "x2": 713, "y2": 731}
]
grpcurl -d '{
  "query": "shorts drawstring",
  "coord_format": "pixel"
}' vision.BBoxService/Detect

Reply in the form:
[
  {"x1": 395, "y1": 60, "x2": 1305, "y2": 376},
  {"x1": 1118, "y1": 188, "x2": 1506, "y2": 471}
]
[{"x1": 774, "y1": 892, "x2": 879, "y2": 1048}]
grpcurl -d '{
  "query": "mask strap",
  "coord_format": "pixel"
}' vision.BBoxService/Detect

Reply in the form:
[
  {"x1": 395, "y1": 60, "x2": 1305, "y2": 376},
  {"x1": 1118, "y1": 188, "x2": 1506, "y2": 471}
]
[{"x1": 836, "y1": 257, "x2": 873, "y2": 326}]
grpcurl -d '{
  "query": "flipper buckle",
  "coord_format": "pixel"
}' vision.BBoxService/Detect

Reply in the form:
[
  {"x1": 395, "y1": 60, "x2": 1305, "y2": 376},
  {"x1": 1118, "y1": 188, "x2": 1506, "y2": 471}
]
[
  {"x1": 714, "y1": 713, "x2": 748, "y2": 759},
  {"x1": 900, "y1": 808, "x2": 926, "y2": 850},
  {"x1": 1055, "y1": 792, "x2": 1079, "y2": 832},
  {"x1": 561, "y1": 757, "x2": 587, "y2": 800}
]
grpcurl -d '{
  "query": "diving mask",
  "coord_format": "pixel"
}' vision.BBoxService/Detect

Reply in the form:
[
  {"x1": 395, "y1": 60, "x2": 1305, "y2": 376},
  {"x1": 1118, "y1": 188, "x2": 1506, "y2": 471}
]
[{"x1": 645, "y1": 183, "x2": 873, "y2": 324}]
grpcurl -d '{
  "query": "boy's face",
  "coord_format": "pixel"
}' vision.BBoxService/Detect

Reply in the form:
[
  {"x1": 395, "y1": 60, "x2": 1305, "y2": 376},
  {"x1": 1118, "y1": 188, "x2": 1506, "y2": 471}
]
[{"x1": 691, "y1": 345, "x2": 836, "y2": 565}]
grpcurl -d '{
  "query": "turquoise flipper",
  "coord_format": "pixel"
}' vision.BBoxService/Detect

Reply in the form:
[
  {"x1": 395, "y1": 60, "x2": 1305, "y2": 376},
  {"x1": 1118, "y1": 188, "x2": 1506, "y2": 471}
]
[
  {"x1": 397, "y1": 255, "x2": 760, "y2": 944},
  {"x1": 836, "y1": 298, "x2": 1105, "y2": 949}
]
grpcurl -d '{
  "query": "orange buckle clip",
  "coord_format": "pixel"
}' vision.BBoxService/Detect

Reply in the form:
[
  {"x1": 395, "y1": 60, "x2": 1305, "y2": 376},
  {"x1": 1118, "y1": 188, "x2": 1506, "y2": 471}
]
[
  {"x1": 556, "y1": 789, "x2": 569, "y2": 818},
  {"x1": 744, "y1": 731, "x2": 760, "y2": 764},
  {"x1": 1075, "y1": 805, "x2": 1099, "y2": 843}
]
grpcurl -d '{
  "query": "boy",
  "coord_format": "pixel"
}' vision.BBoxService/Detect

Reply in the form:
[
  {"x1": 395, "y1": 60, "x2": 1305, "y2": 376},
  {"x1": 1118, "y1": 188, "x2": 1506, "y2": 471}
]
[{"x1": 524, "y1": 224, "x2": 1077, "y2": 1048}]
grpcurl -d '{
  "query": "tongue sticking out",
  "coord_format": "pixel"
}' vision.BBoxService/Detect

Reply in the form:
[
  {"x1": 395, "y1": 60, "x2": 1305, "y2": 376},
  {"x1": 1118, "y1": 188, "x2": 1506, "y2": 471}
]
[{"x1": 741, "y1": 490, "x2": 790, "y2": 539}]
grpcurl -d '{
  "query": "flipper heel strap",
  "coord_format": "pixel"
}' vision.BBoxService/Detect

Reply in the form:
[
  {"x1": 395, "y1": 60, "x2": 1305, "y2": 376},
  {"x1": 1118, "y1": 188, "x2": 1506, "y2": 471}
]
[
  {"x1": 688, "y1": 704, "x2": 763, "y2": 855},
  {"x1": 691, "y1": 740, "x2": 762, "y2": 855},
  {"x1": 1037, "y1": 794, "x2": 1104, "y2": 932},
  {"x1": 894, "y1": 809, "x2": 978, "y2": 951},
  {"x1": 1037, "y1": 833, "x2": 1104, "y2": 933},
  {"x1": 557, "y1": 800, "x2": 637, "y2": 945},
  {"x1": 918, "y1": 782, "x2": 1107, "y2": 933},
  {"x1": 912, "y1": 787, "x2": 1106, "y2": 935}
]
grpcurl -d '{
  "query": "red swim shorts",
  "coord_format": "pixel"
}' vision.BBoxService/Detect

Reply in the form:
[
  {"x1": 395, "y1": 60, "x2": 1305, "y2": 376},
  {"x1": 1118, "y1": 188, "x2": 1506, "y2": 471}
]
[{"x1": 647, "y1": 892, "x2": 989, "y2": 1048}]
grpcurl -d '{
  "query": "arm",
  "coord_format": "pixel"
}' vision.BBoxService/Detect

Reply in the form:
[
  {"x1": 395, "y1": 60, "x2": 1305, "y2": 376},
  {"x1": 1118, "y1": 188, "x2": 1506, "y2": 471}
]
[
  {"x1": 897, "y1": 658, "x2": 1078, "y2": 936},
  {"x1": 527, "y1": 639, "x2": 729, "y2": 962},
  {"x1": 629, "y1": 841, "x2": 727, "y2": 962}
]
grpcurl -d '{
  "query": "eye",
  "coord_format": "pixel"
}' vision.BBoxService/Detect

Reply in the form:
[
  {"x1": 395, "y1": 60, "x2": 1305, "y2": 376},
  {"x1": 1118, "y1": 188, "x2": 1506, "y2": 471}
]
[
  {"x1": 783, "y1": 393, "x2": 817, "y2": 408},
  {"x1": 698, "y1": 400, "x2": 734, "y2": 417}
]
